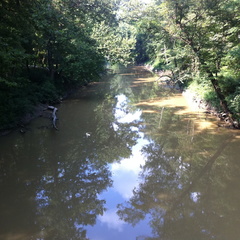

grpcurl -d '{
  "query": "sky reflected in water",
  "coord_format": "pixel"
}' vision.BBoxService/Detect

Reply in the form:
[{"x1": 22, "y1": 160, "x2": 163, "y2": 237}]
[{"x1": 87, "y1": 93, "x2": 152, "y2": 240}]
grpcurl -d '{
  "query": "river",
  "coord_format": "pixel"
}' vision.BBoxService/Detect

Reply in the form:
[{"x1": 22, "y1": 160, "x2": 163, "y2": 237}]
[{"x1": 0, "y1": 65, "x2": 240, "y2": 240}]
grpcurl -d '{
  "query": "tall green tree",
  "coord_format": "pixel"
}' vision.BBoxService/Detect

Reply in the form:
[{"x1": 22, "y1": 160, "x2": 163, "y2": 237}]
[
  {"x1": 125, "y1": 0, "x2": 240, "y2": 127},
  {"x1": 160, "y1": 0, "x2": 240, "y2": 126},
  {"x1": 0, "y1": 0, "x2": 136, "y2": 129}
]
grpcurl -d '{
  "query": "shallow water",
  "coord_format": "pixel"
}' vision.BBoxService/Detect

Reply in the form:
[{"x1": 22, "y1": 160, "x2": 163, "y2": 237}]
[{"x1": 0, "y1": 66, "x2": 240, "y2": 240}]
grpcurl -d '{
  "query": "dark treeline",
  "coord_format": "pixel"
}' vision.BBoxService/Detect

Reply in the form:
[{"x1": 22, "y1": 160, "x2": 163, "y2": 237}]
[{"x1": 0, "y1": 0, "x2": 136, "y2": 130}]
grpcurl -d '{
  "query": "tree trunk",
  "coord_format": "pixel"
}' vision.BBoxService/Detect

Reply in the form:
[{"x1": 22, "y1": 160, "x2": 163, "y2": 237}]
[
  {"x1": 207, "y1": 71, "x2": 238, "y2": 128},
  {"x1": 173, "y1": 2, "x2": 239, "y2": 128},
  {"x1": 188, "y1": 42, "x2": 238, "y2": 128}
]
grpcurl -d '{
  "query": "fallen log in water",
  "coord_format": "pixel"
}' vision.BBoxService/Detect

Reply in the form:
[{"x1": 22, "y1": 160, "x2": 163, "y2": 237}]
[{"x1": 48, "y1": 106, "x2": 58, "y2": 130}]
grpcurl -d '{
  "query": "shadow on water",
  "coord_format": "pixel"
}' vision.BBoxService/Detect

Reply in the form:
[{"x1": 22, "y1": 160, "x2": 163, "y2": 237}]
[{"x1": 0, "y1": 65, "x2": 240, "y2": 240}]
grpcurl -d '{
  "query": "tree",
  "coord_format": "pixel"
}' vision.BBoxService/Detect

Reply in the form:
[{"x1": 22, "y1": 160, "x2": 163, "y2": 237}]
[
  {"x1": 91, "y1": 21, "x2": 137, "y2": 65},
  {"x1": 0, "y1": 0, "x2": 134, "y2": 129},
  {"x1": 123, "y1": 0, "x2": 240, "y2": 127},
  {"x1": 160, "y1": 0, "x2": 240, "y2": 127}
]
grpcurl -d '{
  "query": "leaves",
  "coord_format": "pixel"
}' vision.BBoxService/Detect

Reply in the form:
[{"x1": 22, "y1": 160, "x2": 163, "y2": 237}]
[
  {"x1": 0, "y1": 0, "x2": 124, "y2": 128},
  {"x1": 91, "y1": 21, "x2": 136, "y2": 65}
]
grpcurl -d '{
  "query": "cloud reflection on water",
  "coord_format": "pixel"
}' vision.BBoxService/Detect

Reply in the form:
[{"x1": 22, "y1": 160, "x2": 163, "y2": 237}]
[
  {"x1": 89, "y1": 94, "x2": 151, "y2": 239},
  {"x1": 111, "y1": 94, "x2": 148, "y2": 200},
  {"x1": 97, "y1": 137, "x2": 149, "y2": 234},
  {"x1": 115, "y1": 94, "x2": 142, "y2": 124},
  {"x1": 111, "y1": 137, "x2": 149, "y2": 199},
  {"x1": 98, "y1": 208, "x2": 126, "y2": 231}
]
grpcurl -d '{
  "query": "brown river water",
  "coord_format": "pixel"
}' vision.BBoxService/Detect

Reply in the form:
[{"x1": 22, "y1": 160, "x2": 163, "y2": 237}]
[{"x1": 0, "y1": 66, "x2": 240, "y2": 240}]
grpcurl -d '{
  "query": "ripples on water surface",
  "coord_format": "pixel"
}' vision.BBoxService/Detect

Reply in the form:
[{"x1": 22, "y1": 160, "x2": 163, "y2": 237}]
[{"x1": 0, "y1": 66, "x2": 240, "y2": 240}]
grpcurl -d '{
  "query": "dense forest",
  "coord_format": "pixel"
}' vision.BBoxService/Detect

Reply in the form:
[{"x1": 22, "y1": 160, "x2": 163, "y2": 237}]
[{"x1": 0, "y1": 0, "x2": 240, "y2": 130}]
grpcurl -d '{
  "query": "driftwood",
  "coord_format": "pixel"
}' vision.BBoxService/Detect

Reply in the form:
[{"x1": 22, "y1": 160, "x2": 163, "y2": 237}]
[{"x1": 48, "y1": 106, "x2": 58, "y2": 130}]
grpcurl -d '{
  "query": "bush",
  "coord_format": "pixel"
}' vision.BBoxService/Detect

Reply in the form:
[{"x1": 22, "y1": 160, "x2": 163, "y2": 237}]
[
  {"x1": 219, "y1": 74, "x2": 240, "y2": 95},
  {"x1": 188, "y1": 76, "x2": 221, "y2": 110}
]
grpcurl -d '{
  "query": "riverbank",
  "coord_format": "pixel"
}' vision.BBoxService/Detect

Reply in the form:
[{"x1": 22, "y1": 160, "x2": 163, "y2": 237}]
[
  {"x1": 182, "y1": 89, "x2": 232, "y2": 127},
  {"x1": 0, "y1": 79, "x2": 109, "y2": 136},
  {"x1": 144, "y1": 65, "x2": 237, "y2": 128},
  {"x1": 0, "y1": 65, "x2": 236, "y2": 136},
  {"x1": 0, "y1": 104, "x2": 55, "y2": 136}
]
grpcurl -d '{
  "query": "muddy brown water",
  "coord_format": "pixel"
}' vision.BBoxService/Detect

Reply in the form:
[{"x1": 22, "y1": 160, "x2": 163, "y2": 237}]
[{"x1": 0, "y1": 66, "x2": 240, "y2": 240}]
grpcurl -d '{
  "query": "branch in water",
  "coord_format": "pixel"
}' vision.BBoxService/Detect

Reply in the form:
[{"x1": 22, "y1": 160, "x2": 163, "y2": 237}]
[{"x1": 48, "y1": 106, "x2": 58, "y2": 130}]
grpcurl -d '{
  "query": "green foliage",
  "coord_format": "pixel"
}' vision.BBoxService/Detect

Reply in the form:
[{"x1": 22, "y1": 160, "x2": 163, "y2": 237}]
[
  {"x1": 91, "y1": 21, "x2": 136, "y2": 65},
  {"x1": 0, "y1": 87, "x2": 32, "y2": 129},
  {"x1": 219, "y1": 74, "x2": 240, "y2": 96},
  {"x1": 230, "y1": 93, "x2": 240, "y2": 114},
  {"x1": 1, "y1": 0, "x2": 134, "y2": 129},
  {"x1": 134, "y1": 33, "x2": 150, "y2": 63},
  {"x1": 204, "y1": 91, "x2": 221, "y2": 110},
  {"x1": 1, "y1": 0, "x2": 240, "y2": 129},
  {"x1": 125, "y1": 0, "x2": 240, "y2": 124},
  {"x1": 39, "y1": 81, "x2": 59, "y2": 103},
  {"x1": 223, "y1": 45, "x2": 240, "y2": 73},
  {"x1": 218, "y1": 69, "x2": 240, "y2": 115}
]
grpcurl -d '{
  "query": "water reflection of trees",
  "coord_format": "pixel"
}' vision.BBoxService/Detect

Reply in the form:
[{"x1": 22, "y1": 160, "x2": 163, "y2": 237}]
[
  {"x1": 118, "y1": 131, "x2": 240, "y2": 240},
  {"x1": 117, "y1": 89, "x2": 240, "y2": 240},
  {"x1": 1, "y1": 66, "x2": 240, "y2": 240},
  {"x1": 94, "y1": 93, "x2": 140, "y2": 161},
  {"x1": 0, "y1": 132, "x2": 113, "y2": 239},
  {"x1": 33, "y1": 90, "x2": 141, "y2": 239},
  {"x1": 0, "y1": 75, "x2": 141, "y2": 239},
  {"x1": 34, "y1": 147, "x2": 112, "y2": 240}
]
